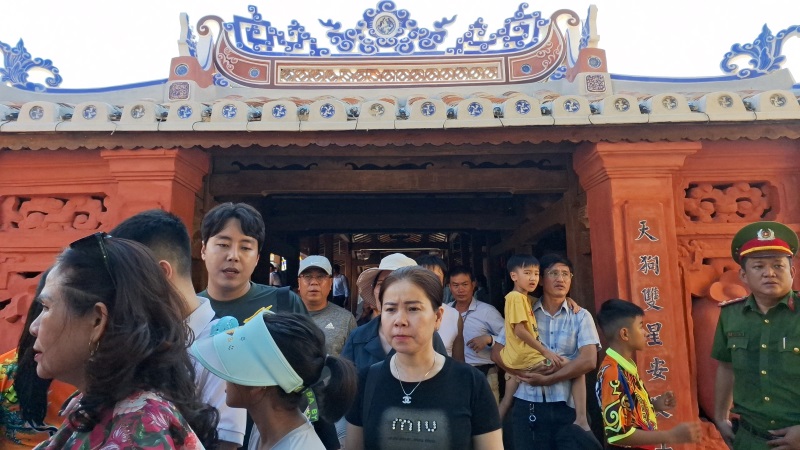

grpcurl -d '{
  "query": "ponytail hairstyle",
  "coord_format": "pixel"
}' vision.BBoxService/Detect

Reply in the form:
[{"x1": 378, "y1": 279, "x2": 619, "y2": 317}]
[
  {"x1": 14, "y1": 268, "x2": 52, "y2": 423},
  {"x1": 265, "y1": 313, "x2": 357, "y2": 422}
]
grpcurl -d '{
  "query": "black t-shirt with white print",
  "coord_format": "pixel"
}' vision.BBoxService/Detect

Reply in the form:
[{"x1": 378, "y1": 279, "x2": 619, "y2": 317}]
[{"x1": 346, "y1": 355, "x2": 500, "y2": 450}]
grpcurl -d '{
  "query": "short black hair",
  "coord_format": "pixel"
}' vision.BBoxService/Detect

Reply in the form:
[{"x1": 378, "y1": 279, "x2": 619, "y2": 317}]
[
  {"x1": 507, "y1": 254, "x2": 539, "y2": 273},
  {"x1": 332, "y1": 264, "x2": 341, "y2": 274},
  {"x1": 415, "y1": 255, "x2": 448, "y2": 276},
  {"x1": 201, "y1": 202, "x2": 265, "y2": 251},
  {"x1": 448, "y1": 265, "x2": 474, "y2": 281},
  {"x1": 539, "y1": 254, "x2": 573, "y2": 273},
  {"x1": 111, "y1": 209, "x2": 192, "y2": 278},
  {"x1": 596, "y1": 299, "x2": 644, "y2": 342}
]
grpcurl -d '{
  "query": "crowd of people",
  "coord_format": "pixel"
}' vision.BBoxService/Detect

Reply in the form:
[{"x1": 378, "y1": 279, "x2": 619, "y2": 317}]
[{"x1": 0, "y1": 201, "x2": 798, "y2": 449}]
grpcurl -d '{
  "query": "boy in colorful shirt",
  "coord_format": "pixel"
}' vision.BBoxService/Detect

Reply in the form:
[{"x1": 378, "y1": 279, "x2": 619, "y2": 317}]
[
  {"x1": 595, "y1": 299, "x2": 702, "y2": 449},
  {"x1": 498, "y1": 254, "x2": 588, "y2": 430}
]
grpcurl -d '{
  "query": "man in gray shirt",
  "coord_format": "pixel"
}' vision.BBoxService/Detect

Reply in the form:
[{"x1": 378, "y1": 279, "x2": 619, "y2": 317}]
[{"x1": 298, "y1": 255, "x2": 356, "y2": 357}]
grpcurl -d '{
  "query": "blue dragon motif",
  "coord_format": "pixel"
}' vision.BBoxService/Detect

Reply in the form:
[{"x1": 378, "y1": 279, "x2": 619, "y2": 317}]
[
  {"x1": 721, "y1": 23, "x2": 800, "y2": 78},
  {"x1": 319, "y1": 0, "x2": 456, "y2": 55},
  {"x1": 448, "y1": 3, "x2": 548, "y2": 55},
  {"x1": 224, "y1": 5, "x2": 328, "y2": 56},
  {"x1": 213, "y1": 73, "x2": 230, "y2": 87},
  {"x1": 0, "y1": 39, "x2": 62, "y2": 92}
]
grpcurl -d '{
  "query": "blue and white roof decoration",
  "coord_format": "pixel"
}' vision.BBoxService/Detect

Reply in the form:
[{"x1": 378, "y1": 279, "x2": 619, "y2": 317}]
[
  {"x1": 0, "y1": 3, "x2": 798, "y2": 136},
  {"x1": 0, "y1": 39, "x2": 62, "y2": 92},
  {"x1": 721, "y1": 24, "x2": 800, "y2": 78},
  {"x1": 197, "y1": 1, "x2": 586, "y2": 88}
]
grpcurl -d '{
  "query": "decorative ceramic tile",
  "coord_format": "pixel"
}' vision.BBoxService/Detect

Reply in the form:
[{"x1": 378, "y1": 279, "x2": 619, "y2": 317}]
[
  {"x1": 28, "y1": 106, "x2": 44, "y2": 120},
  {"x1": 770, "y1": 93, "x2": 786, "y2": 107},
  {"x1": 421, "y1": 101, "x2": 436, "y2": 117},
  {"x1": 515, "y1": 99, "x2": 531, "y2": 115},
  {"x1": 614, "y1": 98, "x2": 630, "y2": 112},
  {"x1": 320, "y1": 103, "x2": 336, "y2": 118},
  {"x1": 130, "y1": 104, "x2": 146, "y2": 119},
  {"x1": 177, "y1": 105, "x2": 193, "y2": 119},
  {"x1": 370, "y1": 103, "x2": 385, "y2": 117},
  {"x1": 221, "y1": 104, "x2": 238, "y2": 119},
  {"x1": 563, "y1": 98, "x2": 581, "y2": 113},
  {"x1": 272, "y1": 104, "x2": 287, "y2": 119},
  {"x1": 82, "y1": 105, "x2": 97, "y2": 120},
  {"x1": 169, "y1": 82, "x2": 190, "y2": 100},
  {"x1": 662, "y1": 96, "x2": 678, "y2": 110},
  {"x1": 174, "y1": 64, "x2": 190, "y2": 76},
  {"x1": 467, "y1": 102, "x2": 483, "y2": 117},
  {"x1": 585, "y1": 74, "x2": 606, "y2": 93}
]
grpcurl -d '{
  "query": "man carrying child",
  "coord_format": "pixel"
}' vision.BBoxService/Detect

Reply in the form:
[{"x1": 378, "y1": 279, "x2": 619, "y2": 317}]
[{"x1": 497, "y1": 254, "x2": 588, "y2": 432}]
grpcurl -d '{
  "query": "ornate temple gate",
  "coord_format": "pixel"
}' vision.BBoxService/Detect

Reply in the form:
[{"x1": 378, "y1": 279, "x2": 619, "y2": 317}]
[
  {"x1": 204, "y1": 139, "x2": 594, "y2": 311},
  {"x1": 3, "y1": 3, "x2": 800, "y2": 448}
]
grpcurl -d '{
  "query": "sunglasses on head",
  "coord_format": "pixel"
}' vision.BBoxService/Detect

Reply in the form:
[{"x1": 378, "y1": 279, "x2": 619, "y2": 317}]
[{"x1": 70, "y1": 232, "x2": 116, "y2": 288}]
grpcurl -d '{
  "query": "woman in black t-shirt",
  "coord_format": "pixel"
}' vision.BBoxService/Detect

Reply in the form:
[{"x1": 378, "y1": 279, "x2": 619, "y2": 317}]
[{"x1": 345, "y1": 266, "x2": 502, "y2": 450}]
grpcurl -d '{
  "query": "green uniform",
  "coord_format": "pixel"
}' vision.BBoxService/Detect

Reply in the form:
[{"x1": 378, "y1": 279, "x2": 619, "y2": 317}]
[{"x1": 711, "y1": 291, "x2": 800, "y2": 447}]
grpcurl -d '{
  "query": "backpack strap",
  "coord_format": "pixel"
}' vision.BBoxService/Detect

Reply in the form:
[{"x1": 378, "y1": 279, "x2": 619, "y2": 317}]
[
  {"x1": 363, "y1": 360, "x2": 384, "y2": 425},
  {"x1": 277, "y1": 286, "x2": 292, "y2": 312}
]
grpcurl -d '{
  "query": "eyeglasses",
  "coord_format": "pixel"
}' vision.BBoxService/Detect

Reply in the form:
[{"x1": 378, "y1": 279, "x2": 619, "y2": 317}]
[
  {"x1": 299, "y1": 273, "x2": 330, "y2": 283},
  {"x1": 544, "y1": 270, "x2": 573, "y2": 280},
  {"x1": 70, "y1": 232, "x2": 116, "y2": 288}
]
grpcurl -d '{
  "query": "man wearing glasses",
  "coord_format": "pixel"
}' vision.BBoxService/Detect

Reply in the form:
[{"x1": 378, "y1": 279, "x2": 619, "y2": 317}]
[
  {"x1": 298, "y1": 255, "x2": 357, "y2": 357},
  {"x1": 492, "y1": 254, "x2": 601, "y2": 449}
]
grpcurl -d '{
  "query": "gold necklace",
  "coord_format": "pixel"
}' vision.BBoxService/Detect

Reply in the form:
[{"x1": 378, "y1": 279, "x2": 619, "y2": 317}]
[{"x1": 394, "y1": 354, "x2": 437, "y2": 405}]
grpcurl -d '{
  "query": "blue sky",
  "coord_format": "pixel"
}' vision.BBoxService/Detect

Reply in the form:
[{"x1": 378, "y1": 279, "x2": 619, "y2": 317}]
[{"x1": 1, "y1": 0, "x2": 799, "y2": 88}]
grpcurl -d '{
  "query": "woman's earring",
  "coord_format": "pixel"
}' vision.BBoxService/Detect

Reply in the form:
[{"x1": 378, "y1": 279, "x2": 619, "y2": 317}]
[{"x1": 89, "y1": 340, "x2": 99, "y2": 357}]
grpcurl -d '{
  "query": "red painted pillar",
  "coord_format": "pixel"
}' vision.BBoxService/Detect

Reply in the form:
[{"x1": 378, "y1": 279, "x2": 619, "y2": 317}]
[{"x1": 574, "y1": 142, "x2": 701, "y2": 449}]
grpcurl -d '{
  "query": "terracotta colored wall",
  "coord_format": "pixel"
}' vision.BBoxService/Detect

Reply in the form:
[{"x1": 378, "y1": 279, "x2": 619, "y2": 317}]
[
  {"x1": 575, "y1": 138, "x2": 800, "y2": 449},
  {"x1": 575, "y1": 142, "x2": 702, "y2": 449},
  {"x1": 0, "y1": 148, "x2": 209, "y2": 353}
]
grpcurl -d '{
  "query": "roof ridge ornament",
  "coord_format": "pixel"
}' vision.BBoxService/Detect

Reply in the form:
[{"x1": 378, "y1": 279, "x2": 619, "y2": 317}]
[
  {"x1": 721, "y1": 23, "x2": 800, "y2": 78},
  {"x1": 319, "y1": 0, "x2": 456, "y2": 55},
  {"x1": 196, "y1": 2, "x2": 585, "y2": 88},
  {"x1": 0, "y1": 39, "x2": 63, "y2": 92}
]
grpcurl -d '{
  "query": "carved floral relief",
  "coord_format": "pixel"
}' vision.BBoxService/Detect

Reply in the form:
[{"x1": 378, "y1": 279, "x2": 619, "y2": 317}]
[
  {"x1": 684, "y1": 182, "x2": 771, "y2": 223},
  {"x1": 1, "y1": 195, "x2": 108, "y2": 231}
]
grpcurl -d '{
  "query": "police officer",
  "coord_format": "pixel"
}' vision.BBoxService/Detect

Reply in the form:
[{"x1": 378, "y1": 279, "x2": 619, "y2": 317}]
[{"x1": 712, "y1": 221, "x2": 800, "y2": 449}]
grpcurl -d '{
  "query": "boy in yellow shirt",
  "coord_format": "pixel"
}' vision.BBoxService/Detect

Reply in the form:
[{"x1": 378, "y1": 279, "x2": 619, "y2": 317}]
[{"x1": 498, "y1": 255, "x2": 588, "y2": 430}]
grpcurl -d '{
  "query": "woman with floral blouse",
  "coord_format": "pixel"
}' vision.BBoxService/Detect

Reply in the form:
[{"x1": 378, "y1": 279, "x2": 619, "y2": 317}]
[{"x1": 29, "y1": 233, "x2": 218, "y2": 449}]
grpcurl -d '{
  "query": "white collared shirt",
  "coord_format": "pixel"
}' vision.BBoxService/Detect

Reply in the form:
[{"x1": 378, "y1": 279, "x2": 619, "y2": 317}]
[
  {"x1": 449, "y1": 297, "x2": 505, "y2": 365},
  {"x1": 188, "y1": 297, "x2": 247, "y2": 445}
]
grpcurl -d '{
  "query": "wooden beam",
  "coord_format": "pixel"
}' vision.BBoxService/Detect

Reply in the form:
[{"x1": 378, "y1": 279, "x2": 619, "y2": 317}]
[
  {"x1": 210, "y1": 168, "x2": 568, "y2": 197},
  {"x1": 489, "y1": 198, "x2": 566, "y2": 257},
  {"x1": 266, "y1": 212, "x2": 521, "y2": 233},
  {"x1": 349, "y1": 241, "x2": 450, "y2": 251}
]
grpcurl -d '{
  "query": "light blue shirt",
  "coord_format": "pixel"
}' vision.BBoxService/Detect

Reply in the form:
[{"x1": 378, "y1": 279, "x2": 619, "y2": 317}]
[
  {"x1": 497, "y1": 298, "x2": 600, "y2": 406},
  {"x1": 449, "y1": 297, "x2": 505, "y2": 366}
]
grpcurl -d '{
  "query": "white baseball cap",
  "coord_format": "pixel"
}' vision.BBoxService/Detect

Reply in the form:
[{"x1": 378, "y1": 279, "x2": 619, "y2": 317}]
[{"x1": 298, "y1": 255, "x2": 332, "y2": 275}]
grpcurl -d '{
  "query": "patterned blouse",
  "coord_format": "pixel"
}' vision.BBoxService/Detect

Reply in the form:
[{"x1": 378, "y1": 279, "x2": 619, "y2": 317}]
[
  {"x1": 33, "y1": 391, "x2": 204, "y2": 450},
  {"x1": 1, "y1": 349, "x2": 76, "y2": 449},
  {"x1": 596, "y1": 348, "x2": 658, "y2": 450}
]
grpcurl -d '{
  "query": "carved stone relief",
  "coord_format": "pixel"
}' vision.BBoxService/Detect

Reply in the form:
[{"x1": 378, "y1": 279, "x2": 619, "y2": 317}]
[
  {"x1": 683, "y1": 182, "x2": 771, "y2": 223},
  {"x1": 0, "y1": 270, "x2": 43, "y2": 351},
  {"x1": 679, "y1": 239, "x2": 746, "y2": 421},
  {"x1": 1, "y1": 195, "x2": 109, "y2": 231}
]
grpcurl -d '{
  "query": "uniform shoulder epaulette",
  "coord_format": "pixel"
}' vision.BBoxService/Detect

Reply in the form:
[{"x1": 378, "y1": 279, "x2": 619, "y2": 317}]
[{"x1": 718, "y1": 296, "x2": 747, "y2": 307}]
